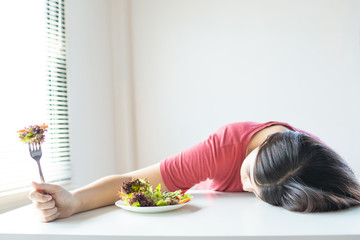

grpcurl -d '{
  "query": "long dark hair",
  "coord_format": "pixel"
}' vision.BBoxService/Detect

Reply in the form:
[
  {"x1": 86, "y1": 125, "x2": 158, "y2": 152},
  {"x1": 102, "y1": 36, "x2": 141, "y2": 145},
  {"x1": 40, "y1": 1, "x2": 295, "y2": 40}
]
[{"x1": 254, "y1": 131, "x2": 360, "y2": 212}]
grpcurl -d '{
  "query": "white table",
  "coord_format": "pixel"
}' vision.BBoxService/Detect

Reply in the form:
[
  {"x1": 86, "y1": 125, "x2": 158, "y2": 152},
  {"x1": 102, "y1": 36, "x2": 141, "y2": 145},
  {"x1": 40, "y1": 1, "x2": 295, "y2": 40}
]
[{"x1": 0, "y1": 190, "x2": 359, "y2": 240}]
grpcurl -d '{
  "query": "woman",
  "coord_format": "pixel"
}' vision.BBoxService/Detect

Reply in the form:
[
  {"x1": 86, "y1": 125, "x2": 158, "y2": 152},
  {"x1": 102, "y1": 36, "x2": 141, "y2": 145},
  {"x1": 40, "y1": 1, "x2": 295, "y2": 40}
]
[{"x1": 29, "y1": 121, "x2": 360, "y2": 222}]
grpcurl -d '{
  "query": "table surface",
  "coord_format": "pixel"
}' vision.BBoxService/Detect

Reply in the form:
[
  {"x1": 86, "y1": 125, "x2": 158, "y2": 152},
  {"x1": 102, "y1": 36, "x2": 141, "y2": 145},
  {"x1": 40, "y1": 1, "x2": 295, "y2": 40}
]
[{"x1": 1, "y1": 190, "x2": 360, "y2": 240}]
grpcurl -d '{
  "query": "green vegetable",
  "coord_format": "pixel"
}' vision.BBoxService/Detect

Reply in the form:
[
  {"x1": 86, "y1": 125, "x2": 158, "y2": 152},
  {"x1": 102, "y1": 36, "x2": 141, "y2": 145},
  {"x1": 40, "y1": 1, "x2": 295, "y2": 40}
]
[
  {"x1": 17, "y1": 123, "x2": 48, "y2": 144},
  {"x1": 118, "y1": 178, "x2": 193, "y2": 207}
]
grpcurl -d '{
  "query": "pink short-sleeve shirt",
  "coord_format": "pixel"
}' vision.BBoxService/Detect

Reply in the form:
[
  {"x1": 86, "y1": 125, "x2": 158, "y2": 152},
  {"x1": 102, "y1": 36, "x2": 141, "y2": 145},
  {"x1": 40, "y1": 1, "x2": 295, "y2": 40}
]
[{"x1": 160, "y1": 121, "x2": 320, "y2": 192}]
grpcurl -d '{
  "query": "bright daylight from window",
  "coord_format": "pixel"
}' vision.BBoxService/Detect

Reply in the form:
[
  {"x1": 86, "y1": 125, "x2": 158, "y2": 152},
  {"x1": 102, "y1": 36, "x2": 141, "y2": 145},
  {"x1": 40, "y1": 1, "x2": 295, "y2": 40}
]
[{"x1": 0, "y1": 0, "x2": 70, "y2": 212}]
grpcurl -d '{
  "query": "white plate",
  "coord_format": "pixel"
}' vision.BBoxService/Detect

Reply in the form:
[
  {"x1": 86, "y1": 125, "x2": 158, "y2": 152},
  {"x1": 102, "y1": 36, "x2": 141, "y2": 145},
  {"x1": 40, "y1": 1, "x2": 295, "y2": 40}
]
[{"x1": 115, "y1": 200, "x2": 190, "y2": 213}]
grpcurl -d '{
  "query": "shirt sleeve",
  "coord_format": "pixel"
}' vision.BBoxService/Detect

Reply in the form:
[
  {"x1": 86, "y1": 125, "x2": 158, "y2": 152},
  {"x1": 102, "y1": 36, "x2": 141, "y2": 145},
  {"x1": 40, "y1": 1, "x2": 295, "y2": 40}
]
[
  {"x1": 159, "y1": 123, "x2": 245, "y2": 192},
  {"x1": 160, "y1": 130, "x2": 224, "y2": 192}
]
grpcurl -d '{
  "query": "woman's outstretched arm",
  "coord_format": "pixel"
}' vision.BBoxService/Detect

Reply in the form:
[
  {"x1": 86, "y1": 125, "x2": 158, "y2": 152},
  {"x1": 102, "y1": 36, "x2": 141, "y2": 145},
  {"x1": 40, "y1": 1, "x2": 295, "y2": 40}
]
[{"x1": 29, "y1": 163, "x2": 167, "y2": 222}]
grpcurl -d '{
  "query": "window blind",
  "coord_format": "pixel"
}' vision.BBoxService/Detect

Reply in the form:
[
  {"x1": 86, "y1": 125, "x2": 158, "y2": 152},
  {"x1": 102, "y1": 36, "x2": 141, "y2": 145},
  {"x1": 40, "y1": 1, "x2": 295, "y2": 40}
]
[
  {"x1": 0, "y1": 0, "x2": 70, "y2": 212},
  {"x1": 44, "y1": 0, "x2": 71, "y2": 184}
]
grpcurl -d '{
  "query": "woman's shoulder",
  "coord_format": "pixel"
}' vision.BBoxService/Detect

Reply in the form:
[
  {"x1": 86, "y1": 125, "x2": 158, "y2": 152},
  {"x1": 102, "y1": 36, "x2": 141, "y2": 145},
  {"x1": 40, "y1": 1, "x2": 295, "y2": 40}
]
[
  {"x1": 214, "y1": 121, "x2": 257, "y2": 137},
  {"x1": 216, "y1": 121, "x2": 262, "y2": 133},
  {"x1": 211, "y1": 121, "x2": 298, "y2": 146},
  {"x1": 215, "y1": 121, "x2": 294, "y2": 154},
  {"x1": 215, "y1": 121, "x2": 292, "y2": 136},
  {"x1": 212, "y1": 122, "x2": 266, "y2": 146}
]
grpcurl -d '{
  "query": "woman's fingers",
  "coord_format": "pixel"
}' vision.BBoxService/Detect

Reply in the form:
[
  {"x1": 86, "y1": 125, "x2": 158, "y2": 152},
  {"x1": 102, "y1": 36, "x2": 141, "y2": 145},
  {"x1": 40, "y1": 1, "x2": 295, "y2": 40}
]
[
  {"x1": 33, "y1": 199, "x2": 56, "y2": 210},
  {"x1": 30, "y1": 193, "x2": 60, "y2": 222},
  {"x1": 31, "y1": 181, "x2": 60, "y2": 194},
  {"x1": 39, "y1": 209, "x2": 60, "y2": 223},
  {"x1": 29, "y1": 181, "x2": 76, "y2": 222},
  {"x1": 40, "y1": 206, "x2": 58, "y2": 217},
  {"x1": 28, "y1": 190, "x2": 52, "y2": 203}
]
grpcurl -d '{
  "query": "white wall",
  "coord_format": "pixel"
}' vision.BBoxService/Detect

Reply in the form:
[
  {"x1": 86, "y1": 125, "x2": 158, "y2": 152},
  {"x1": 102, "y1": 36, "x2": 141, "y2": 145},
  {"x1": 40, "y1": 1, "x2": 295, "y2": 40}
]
[
  {"x1": 65, "y1": 0, "x2": 360, "y2": 187},
  {"x1": 126, "y1": 0, "x2": 360, "y2": 175},
  {"x1": 66, "y1": 0, "x2": 116, "y2": 187}
]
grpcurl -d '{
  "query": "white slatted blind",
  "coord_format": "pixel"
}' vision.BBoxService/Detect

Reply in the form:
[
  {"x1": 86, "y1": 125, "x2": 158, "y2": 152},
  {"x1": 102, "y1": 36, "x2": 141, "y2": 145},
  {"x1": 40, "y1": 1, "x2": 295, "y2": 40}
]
[
  {"x1": 0, "y1": 0, "x2": 70, "y2": 211},
  {"x1": 45, "y1": 0, "x2": 71, "y2": 184}
]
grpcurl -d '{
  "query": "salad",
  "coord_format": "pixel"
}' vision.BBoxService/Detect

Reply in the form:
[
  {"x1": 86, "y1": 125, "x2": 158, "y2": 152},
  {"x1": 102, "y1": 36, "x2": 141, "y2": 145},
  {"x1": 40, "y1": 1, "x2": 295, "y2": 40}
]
[
  {"x1": 118, "y1": 178, "x2": 192, "y2": 207},
  {"x1": 17, "y1": 123, "x2": 48, "y2": 144}
]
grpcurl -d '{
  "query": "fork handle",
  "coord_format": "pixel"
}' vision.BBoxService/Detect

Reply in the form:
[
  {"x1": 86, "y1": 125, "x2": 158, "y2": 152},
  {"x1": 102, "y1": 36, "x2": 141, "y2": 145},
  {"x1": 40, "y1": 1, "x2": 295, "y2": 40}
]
[{"x1": 36, "y1": 161, "x2": 46, "y2": 183}]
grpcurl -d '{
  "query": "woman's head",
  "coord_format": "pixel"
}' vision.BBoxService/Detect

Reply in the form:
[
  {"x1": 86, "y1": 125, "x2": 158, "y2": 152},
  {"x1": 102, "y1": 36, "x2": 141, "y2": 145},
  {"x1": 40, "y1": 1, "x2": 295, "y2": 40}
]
[{"x1": 246, "y1": 131, "x2": 360, "y2": 212}]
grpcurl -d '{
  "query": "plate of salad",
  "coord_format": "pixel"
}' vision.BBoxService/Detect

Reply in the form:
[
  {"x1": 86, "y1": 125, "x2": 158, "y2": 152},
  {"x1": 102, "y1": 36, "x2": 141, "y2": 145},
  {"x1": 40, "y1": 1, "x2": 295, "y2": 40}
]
[{"x1": 116, "y1": 178, "x2": 192, "y2": 213}]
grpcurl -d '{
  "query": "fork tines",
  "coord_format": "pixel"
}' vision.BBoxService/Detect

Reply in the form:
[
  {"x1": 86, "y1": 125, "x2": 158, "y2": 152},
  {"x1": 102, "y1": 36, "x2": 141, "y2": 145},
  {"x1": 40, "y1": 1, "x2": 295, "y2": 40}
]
[{"x1": 28, "y1": 142, "x2": 41, "y2": 151}]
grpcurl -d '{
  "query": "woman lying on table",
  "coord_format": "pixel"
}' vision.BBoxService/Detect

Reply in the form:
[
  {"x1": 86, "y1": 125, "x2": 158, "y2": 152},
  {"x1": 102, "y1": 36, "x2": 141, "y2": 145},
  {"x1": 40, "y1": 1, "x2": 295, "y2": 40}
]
[{"x1": 29, "y1": 121, "x2": 360, "y2": 222}]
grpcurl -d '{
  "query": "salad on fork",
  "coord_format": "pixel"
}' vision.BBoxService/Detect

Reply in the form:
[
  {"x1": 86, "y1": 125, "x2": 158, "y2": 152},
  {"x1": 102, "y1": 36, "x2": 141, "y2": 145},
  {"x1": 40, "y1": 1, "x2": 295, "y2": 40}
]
[
  {"x1": 17, "y1": 123, "x2": 48, "y2": 182},
  {"x1": 17, "y1": 123, "x2": 48, "y2": 144}
]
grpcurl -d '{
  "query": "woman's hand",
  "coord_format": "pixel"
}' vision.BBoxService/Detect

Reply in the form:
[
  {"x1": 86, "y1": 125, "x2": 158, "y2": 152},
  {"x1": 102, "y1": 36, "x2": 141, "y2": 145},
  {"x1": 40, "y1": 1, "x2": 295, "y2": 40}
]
[
  {"x1": 28, "y1": 163, "x2": 165, "y2": 222},
  {"x1": 28, "y1": 182, "x2": 80, "y2": 222}
]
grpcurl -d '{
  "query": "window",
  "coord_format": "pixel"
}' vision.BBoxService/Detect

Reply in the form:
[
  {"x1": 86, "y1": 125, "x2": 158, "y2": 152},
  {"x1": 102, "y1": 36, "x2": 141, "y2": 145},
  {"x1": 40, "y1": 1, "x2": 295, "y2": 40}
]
[{"x1": 0, "y1": 0, "x2": 70, "y2": 212}]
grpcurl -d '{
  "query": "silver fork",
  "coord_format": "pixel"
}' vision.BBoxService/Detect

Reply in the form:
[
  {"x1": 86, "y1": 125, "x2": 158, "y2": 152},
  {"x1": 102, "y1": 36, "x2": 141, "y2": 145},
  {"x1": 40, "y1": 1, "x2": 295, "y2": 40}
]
[{"x1": 28, "y1": 142, "x2": 46, "y2": 183}]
